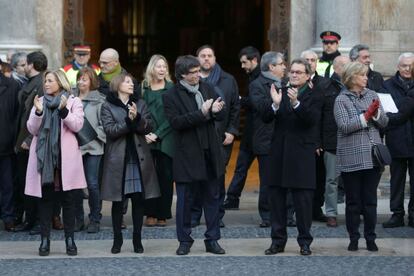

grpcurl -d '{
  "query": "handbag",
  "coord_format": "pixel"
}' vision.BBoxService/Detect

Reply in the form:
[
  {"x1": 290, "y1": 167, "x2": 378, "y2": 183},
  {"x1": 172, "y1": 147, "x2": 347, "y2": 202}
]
[
  {"x1": 371, "y1": 143, "x2": 392, "y2": 167},
  {"x1": 76, "y1": 101, "x2": 98, "y2": 146}
]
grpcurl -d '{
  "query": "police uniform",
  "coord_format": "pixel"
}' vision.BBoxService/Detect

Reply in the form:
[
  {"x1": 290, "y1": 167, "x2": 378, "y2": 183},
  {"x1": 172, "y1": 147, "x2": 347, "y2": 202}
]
[
  {"x1": 316, "y1": 31, "x2": 341, "y2": 78},
  {"x1": 61, "y1": 45, "x2": 100, "y2": 88}
]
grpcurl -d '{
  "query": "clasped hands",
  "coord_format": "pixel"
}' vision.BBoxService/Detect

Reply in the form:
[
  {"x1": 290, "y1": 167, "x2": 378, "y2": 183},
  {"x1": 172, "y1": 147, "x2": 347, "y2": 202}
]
[
  {"x1": 201, "y1": 97, "x2": 224, "y2": 116},
  {"x1": 270, "y1": 84, "x2": 299, "y2": 107},
  {"x1": 364, "y1": 99, "x2": 380, "y2": 121},
  {"x1": 33, "y1": 94, "x2": 68, "y2": 114}
]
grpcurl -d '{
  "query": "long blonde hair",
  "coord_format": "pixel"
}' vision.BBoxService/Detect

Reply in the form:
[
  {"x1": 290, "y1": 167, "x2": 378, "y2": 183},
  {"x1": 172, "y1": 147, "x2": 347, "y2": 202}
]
[{"x1": 143, "y1": 54, "x2": 171, "y2": 89}]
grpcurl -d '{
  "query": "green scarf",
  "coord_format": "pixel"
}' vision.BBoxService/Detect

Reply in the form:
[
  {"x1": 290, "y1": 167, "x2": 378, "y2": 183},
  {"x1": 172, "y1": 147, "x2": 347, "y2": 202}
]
[
  {"x1": 102, "y1": 64, "x2": 122, "y2": 82},
  {"x1": 298, "y1": 83, "x2": 309, "y2": 96}
]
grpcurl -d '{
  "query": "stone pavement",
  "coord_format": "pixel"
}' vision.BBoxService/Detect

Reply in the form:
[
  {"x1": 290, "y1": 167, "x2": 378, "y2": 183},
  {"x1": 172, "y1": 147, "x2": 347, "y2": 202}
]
[{"x1": 1, "y1": 193, "x2": 414, "y2": 275}]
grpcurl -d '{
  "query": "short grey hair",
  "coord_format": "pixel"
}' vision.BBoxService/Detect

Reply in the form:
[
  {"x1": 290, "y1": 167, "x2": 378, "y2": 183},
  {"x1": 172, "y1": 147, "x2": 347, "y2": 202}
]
[
  {"x1": 398, "y1": 52, "x2": 414, "y2": 64},
  {"x1": 10, "y1": 52, "x2": 27, "y2": 68},
  {"x1": 349, "y1": 44, "x2": 370, "y2": 61},
  {"x1": 300, "y1": 50, "x2": 318, "y2": 59},
  {"x1": 260, "y1": 51, "x2": 284, "y2": 72}
]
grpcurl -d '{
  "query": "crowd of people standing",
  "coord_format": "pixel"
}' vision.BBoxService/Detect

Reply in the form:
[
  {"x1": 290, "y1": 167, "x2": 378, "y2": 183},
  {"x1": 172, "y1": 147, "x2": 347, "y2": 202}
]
[{"x1": 1, "y1": 30, "x2": 414, "y2": 257}]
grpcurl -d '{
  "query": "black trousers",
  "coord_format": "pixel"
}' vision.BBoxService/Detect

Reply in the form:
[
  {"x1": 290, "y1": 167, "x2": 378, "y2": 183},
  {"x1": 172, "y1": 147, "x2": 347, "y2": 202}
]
[
  {"x1": 341, "y1": 168, "x2": 381, "y2": 242},
  {"x1": 144, "y1": 150, "x2": 173, "y2": 220},
  {"x1": 39, "y1": 186, "x2": 77, "y2": 237},
  {"x1": 389, "y1": 158, "x2": 414, "y2": 217},
  {"x1": 15, "y1": 151, "x2": 39, "y2": 226},
  {"x1": 191, "y1": 144, "x2": 233, "y2": 222},
  {"x1": 269, "y1": 186, "x2": 314, "y2": 247},
  {"x1": 176, "y1": 177, "x2": 221, "y2": 243},
  {"x1": 0, "y1": 155, "x2": 14, "y2": 223},
  {"x1": 112, "y1": 192, "x2": 144, "y2": 234},
  {"x1": 313, "y1": 153, "x2": 326, "y2": 214}
]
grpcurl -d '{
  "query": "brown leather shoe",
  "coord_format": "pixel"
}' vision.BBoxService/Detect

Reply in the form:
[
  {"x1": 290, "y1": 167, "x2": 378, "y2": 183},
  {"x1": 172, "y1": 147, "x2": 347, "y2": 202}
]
[
  {"x1": 145, "y1": 217, "x2": 157, "y2": 227},
  {"x1": 4, "y1": 222, "x2": 15, "y2": 232},
  {"x1": 157, "y1": 219, "x2": 167, "y2": 227},
  {"x1": 52, "y1": 216, "x2": 64, "y2": 230},
  {"x1": 326, "y1": 217, "x2": 338, "y2": 227}
]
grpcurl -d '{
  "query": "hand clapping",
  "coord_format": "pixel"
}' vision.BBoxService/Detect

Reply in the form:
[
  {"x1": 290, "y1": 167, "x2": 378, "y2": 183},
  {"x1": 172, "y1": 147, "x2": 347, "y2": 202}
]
[
  {"x1": 211, "y1": 97, "x2": 224, "y2": 114},
  {"x1": 58, "y1": 95, "x2": 68, "y2": 110},
  {"x1": 287, "y1": 87, "x2": 299, "y2": 106},
  {"x1": 128, "y1": 102, "x2": 138, "y2": 120},
  {"x1": 270, "y1": 84, "x2": 282, "y2": 106},
  {"x1": 33, "y1": 95, "x2": 43, "y2": 113}
]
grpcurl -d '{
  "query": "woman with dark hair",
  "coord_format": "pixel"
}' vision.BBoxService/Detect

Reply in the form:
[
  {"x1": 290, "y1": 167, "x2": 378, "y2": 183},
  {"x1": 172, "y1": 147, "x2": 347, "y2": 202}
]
[
  {"x1": 101, "y1": 73, "x2": 159, "y2": 254},
  {"x1": 334, "y1": 62, "x2": 388, "y2": 252},
  {"x1": 74, "y1": 67, "x2": 106, "y2": 233},
  {"x1": 25, "y1": 70, "x2": 86, "y2": 256},
  {"x1": 140, "y1": 54, "x2": 174, "y2": 227}
]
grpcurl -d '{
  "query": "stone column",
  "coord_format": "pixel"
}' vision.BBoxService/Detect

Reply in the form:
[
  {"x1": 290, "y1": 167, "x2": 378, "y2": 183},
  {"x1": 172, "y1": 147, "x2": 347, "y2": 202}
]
[{"x1": 0, "y1": 0, "x2": 42, "y2": 60}]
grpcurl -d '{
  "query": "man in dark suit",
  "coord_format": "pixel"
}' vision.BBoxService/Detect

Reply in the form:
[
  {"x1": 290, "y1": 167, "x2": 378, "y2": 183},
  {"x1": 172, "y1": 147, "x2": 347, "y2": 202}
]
[
  {"x1": 191, "y1": 45, "x2": 240, "y2": 228},
  {"x1": 349, "y1": 44, "x2": 384, "y2": 92},
  {"x1": 163, "y1": 55, "x2": 226, "y2": 255},
  {"x1": 253, "y1": 58, "x2": 322, "y2": 256}
]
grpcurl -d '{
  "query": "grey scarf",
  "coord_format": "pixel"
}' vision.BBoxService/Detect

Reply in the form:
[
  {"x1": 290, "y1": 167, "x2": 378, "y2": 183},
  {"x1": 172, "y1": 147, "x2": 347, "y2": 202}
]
[
  {"x1": 180, "y1": 80, "x2": 204, "y2": 109},
  {"x1": 261, "y1": 71, "x2": 282, "y2": 89},
  {"x1": 36, "y1": 91, "x2": 67, "y2": 185}
]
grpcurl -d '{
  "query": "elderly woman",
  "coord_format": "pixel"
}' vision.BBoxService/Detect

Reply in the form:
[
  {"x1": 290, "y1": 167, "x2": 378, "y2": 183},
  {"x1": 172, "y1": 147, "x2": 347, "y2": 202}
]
[
  {"x1": 25, "y1": 70, "x2": 86, "y2": 256},
  {"x1": 74, "y1": 67, "x2": 106, "y2": 233},
  {"x1": 334, "y1": 62, "x2": 388, "y2": 252},
  {"x1": 140, "y1": 54, "x2": 174, "y2": 227},
  {"x1": 101, "y1": 73, "x2": 159, "y2": 254}
]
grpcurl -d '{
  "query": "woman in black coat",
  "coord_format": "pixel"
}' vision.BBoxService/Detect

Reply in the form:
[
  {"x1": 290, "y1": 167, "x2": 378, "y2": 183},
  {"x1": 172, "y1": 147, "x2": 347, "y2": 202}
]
[{"x1": 101, "y1": 73, "x2": 160, "y2": 254}]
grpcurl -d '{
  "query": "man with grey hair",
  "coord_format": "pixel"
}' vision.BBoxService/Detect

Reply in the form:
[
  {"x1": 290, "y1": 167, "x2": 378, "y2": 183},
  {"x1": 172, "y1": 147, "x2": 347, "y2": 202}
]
[
  {"x1": 10, "y1": 52, "x2": 28, "y2": 88},
  {"x1": 349, "y1": 44, "x2": 384, "y2": 92},
  {"x1": 382, "y1": 52, "x2": 414, "y2": 228},
  {"x1": 249, "y1": 51, "x2": 286, "y2": 228},
  {"x1": 301, "y1": 49, "x2": 332, "y2": 223}
]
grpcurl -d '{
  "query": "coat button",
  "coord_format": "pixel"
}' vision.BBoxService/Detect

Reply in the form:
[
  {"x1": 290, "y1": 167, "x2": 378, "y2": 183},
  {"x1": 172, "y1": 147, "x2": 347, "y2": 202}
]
[
  {"x1": 141, "y1": 158, "x2": 144, "y2": 161},
  {"x1": 138, "y1": 144, "x2": 141, "y2": 147}
]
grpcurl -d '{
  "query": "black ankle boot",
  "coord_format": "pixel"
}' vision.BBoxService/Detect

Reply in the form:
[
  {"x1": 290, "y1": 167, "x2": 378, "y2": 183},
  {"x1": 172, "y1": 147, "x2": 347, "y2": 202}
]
[
  {"x1": 65, "y1": 236, "x2": 78, "y2": 256},
  {"x1": 133, "y1": 232, "x2": 144, "y2": 253},
  {"x1": 111, "y1": 232, "x2": 123, "y2": 254},
  {"x1": 39, "y1": 236, "x2": 50, "y2": 256}
]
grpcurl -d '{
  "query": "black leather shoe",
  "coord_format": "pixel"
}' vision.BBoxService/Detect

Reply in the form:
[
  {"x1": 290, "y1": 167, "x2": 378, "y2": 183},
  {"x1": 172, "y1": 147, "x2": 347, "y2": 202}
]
[
  {"x1": 205, "y1": 240, "x2": 225, "y2": 254},
  {"x1": 38, "y1": 236, "x2": 50, "y2": 256},
  {"x1": 14, "y1": 221, "x2": 33, "y2": 232},
  {"x1": 259, "y1": 221, "x2": 270, "y2": 228},
  {"x1": 29, "y1": 224, "x2": 41, "y2": 235},
  {"x1": 264, "y1": 244, "x2": 285, "y2": 255},
  {"x1": 223, "y1": 198, "x2": 239, "y2": 210},
  {"x1": 382, "y1": 214, "x2": 404, "y2": 228},
  {"x1": 176, "y1": 242, "x2": 192, "y2": 255},
  {"x1": 65, "y1": 236, "x2": 77, "y2": 256},
  {"x1": 219, "y1": 220, "x2": 225, "y2": 228},
  {"x1": 133, "y1": 232, "x2": 144, "y2": 254},
  {"x1": 300, "y1": 244, "x2": 312, "y2": 256},
  {"x1": 111, "y1": 233, "x2": 123, "y2": 254},
  {"x1": 366, "y1": 241, "x2": 378, "y2": 252},
  {"x1": 347, "y1": 240, "x2": 358, "y2": 251}
]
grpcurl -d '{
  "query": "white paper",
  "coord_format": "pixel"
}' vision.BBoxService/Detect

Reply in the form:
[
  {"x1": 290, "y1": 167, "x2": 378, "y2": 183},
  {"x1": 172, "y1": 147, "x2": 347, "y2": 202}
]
[{"x1": 377, "y1": 93, "x2": 398, "y2": 113}]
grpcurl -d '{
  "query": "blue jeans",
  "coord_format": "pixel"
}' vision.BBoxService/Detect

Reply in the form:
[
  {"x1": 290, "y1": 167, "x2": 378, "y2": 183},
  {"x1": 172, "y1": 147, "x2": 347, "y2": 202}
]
[{"x1": 76, "y1": 154, "x2": 102, "y2": 223}]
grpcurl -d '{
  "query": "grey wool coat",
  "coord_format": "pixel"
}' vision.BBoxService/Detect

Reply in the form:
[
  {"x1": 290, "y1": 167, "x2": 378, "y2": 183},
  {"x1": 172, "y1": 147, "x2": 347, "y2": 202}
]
[
  {"x1": 100, "y1": 93, "x2": 160, "y2": 201},
  {"x1": 334, "y1": 88, "x2": 389, "y2": 173}
]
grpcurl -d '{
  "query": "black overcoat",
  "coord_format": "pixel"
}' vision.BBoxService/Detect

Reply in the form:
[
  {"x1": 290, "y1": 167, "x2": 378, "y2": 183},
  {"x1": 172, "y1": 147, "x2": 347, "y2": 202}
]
[{"x1": 163, "y1": 81, "x2": 225, "y2": 183}]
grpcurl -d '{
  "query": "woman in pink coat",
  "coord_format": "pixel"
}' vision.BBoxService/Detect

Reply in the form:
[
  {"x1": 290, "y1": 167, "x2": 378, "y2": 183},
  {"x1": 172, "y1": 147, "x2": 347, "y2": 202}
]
[{"x1": 25, "y1": 69, "x2": 86, "y2": 256}]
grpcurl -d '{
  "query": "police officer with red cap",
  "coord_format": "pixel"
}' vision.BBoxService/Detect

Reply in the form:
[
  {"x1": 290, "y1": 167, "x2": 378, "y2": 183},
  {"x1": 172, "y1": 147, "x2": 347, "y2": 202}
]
[{"x1": 316, "y1": 31, "x2": 341, "y2": 78}]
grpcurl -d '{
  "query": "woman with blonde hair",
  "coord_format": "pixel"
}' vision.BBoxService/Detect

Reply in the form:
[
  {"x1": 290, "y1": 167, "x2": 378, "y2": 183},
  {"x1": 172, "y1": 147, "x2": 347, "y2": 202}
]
[
  {"x1": 334, "y1": 62, "x2": 388, "y2": 252},
  {"x1": 141, "y1": 54, "x2": 175, "y2": 227},
  {"x1": 25, "y1": 69, "x2": 86, "y2": 256}
]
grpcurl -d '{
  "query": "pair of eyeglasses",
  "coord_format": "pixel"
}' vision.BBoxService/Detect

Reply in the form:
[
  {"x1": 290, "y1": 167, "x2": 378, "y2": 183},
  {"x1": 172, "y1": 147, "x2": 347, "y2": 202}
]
[{"x1": 289, "y1": 71, "x2": 306, "y2": 75}]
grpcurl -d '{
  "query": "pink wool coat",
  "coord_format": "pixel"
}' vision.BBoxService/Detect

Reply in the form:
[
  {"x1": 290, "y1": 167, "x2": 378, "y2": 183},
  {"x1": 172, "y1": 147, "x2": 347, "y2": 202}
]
[{"x1": 25, "y1": 95, "x2": 87, "y2": 198}]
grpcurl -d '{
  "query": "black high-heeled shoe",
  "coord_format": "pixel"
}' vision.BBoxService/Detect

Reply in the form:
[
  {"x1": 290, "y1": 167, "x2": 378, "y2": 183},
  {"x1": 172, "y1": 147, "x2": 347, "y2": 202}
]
[
  {"x1": 39, "y1": 236, "x2": 50, "y2": 256},
  {"x1": 133, "y1": 232, "x2": 144, "y2": 253},
  {"x1": 65, "y1": 236, "x2": 78, "y2": 256},
  {"x1": 111, "y1": 232, "x2": 123, "y2": 254}
]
